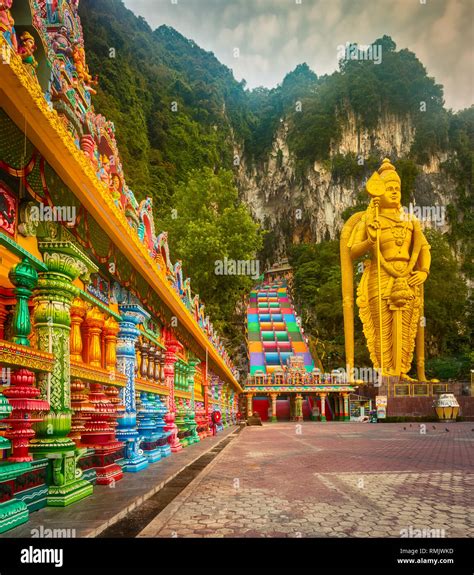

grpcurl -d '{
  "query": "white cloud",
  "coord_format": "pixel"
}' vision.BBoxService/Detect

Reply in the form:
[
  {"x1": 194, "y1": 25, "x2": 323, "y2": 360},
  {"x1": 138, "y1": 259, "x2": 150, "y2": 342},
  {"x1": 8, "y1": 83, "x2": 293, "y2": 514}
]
[{"x1": 123, "y1": 0, "x2": 473, "y2": 110}]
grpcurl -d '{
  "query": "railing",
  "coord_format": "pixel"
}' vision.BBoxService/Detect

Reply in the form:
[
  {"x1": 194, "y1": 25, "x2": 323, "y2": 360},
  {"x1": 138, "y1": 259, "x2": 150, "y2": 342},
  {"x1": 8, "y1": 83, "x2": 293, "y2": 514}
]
[{"x1": 246, "y1": 371, "x2": 344, "y2": 387}]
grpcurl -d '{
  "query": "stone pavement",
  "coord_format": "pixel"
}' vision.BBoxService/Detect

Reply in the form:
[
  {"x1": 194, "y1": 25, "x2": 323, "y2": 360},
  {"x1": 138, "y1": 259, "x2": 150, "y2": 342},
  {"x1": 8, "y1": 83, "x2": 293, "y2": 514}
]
[
  {"x1": 1, "y1": 426, "x2": 238, "y2": 538},
  {"x1": 138, "y1": 421, "x2": 474, "y2": 538}
]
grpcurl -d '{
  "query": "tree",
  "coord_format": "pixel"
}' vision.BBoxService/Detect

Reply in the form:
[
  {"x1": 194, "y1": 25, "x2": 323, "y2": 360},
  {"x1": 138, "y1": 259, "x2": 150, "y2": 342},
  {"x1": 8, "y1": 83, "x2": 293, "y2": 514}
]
[
  {"x1": 423, "y1": 229, "x2": 470, "y2": 358},
  {"x1": 158, "y1": 168, "x2": 263, "y2": 345}
]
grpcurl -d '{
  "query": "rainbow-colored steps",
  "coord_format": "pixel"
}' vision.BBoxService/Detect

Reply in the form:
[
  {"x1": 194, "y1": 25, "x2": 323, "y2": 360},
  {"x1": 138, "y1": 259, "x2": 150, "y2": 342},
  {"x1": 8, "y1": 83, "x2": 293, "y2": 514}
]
[{"x1": 247, "y1": 281, "x2": 314, "y2": 375}]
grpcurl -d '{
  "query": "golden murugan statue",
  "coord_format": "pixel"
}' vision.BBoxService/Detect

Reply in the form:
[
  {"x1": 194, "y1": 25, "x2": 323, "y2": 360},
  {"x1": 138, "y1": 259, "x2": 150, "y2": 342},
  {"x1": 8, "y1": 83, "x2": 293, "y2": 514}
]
[{"x1": 340, "y1": 158, "x2": 431, "y2": 381}]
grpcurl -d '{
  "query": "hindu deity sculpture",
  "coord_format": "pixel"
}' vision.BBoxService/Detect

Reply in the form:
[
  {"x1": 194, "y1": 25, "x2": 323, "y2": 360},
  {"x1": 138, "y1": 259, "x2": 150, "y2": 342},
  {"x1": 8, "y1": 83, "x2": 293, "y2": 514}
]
[
  {"x1": 110, "y1": 173, "x2": 122, "y2": 205},
  {"x1": 72, "y1": 41, "x2": 97, "y2": 93},
  {"x1": 46, "y1": 0, "x2": 60, "y2": 24},
  {"x1": 18, "y1": 31, "x2": 38, "y2": 77},
  {"x1": 0, "y1": 0, "x2": 17, "y2": 50},
  {"x1": 340, "y1": 158, "x2": 431, "y2": 381}
]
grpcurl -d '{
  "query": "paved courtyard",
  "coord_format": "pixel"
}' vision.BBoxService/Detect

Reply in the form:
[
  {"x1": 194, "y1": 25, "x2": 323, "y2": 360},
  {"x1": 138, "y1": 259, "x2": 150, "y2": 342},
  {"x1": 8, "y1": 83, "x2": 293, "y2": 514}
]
[{"x1": 139, "y1": 422, "x2": 474, "y2": 538}]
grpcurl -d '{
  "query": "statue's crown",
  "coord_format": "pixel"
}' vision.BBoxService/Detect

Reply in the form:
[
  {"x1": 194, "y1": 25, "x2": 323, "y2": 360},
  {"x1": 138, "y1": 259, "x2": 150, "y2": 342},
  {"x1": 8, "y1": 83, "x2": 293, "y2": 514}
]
[
  {"x1": 20, "y1": 31, "x2": 35, "y2": 43},
  {"x1": 378, "y1": 158, "x2": 400, "y2": 183}
]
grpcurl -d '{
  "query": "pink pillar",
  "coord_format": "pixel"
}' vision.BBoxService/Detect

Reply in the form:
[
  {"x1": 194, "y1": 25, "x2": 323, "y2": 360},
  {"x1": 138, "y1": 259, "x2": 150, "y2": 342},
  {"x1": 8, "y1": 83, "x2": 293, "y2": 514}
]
[{"x1": 163, "y1": 338, "x2": 182, "y2": 452}]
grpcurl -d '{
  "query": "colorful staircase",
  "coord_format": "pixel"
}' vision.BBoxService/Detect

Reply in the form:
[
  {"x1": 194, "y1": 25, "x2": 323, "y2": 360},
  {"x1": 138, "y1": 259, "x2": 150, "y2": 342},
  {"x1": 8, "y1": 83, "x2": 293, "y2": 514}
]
[{"x1": 247, "y1": 281, "x2": 314, "y2": 375}]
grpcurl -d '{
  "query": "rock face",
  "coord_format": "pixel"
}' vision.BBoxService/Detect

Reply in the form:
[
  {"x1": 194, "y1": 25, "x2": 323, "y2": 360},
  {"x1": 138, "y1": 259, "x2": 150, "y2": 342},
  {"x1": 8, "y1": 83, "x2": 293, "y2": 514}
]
[{"x1": 236, "y1": 109, "x2": 454, "y2": 260}]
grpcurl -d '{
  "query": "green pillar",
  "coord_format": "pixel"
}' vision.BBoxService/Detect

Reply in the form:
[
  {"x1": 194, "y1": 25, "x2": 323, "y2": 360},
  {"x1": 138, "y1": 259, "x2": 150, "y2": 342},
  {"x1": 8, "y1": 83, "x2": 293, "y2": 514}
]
[
  {"x1": 8, "y1": 259, "x2": 37, "y2": 346},
  {"x1": 186, "y1": 358, "x2": 200, "y2": 443},
  {"x1": 30, "y1": 234, "x2": 97, "y2": 506},
  {"x1": 343, "y1": 393, "x2": 350, "y2": 421},
  {"x1": 175, "y1": 362, "x2": 190, "y2": 447}
]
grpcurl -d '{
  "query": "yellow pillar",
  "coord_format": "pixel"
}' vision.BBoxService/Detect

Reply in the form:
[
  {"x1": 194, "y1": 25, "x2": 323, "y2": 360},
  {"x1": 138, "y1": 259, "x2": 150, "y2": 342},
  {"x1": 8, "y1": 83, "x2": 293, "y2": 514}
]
[{"x1": 246, "y1": 393, "x2": 253, "y2": 418}]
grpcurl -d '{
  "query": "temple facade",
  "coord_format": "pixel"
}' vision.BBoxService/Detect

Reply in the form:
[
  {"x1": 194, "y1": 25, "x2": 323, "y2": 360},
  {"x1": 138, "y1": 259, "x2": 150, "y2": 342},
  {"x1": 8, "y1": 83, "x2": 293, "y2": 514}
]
[{"x1": 0, "y1": 0, "x2": 240, "y2": 533}]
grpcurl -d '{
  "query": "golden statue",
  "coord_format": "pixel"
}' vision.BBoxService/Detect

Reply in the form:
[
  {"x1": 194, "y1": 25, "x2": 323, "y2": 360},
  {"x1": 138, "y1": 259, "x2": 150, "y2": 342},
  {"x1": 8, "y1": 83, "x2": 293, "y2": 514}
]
[{"x1": 340, "y1": 158, "x2": 431, "y2": 381}]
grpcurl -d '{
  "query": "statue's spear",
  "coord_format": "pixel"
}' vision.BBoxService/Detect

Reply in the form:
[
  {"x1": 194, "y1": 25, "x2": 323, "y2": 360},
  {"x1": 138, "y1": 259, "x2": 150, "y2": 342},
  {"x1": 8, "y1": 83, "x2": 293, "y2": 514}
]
[{"x1": 366, "y1": 171, "x2": 386, "y2": 378}]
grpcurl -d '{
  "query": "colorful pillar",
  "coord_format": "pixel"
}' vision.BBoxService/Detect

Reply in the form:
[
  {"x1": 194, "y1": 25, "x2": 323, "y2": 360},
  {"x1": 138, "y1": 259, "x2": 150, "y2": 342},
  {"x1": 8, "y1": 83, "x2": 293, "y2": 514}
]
[
  {"x1": 221, "y1": 385, "x2": 227, "y2": 427},
  {"x1": 137, "y1": 391, "x2": 161, "y2": 463},
  {"x1": 270, "y1": 393, "x2": 278, "y2": 422},
  {"x1": 246, "y1": 393, "x2": 253, "y2": 418},
  {"x1": 163, "y1": 339, "x2": 183, "y2": 452},
  {"x1": 319, "y1": 393, "x2": 327, "y2": 422},
  {"x1": 115, "y1": 302, "x2": 149, "y2": 472},
  {"x1": 153, "y1": 394, "x2": 171, "y2": 457},
  {"x1": 202, "y1": 375, "x2": 211, "y2": 437},
  {"x1": 342, "y1": 393, "x2": 350, "y2": 421},
  {"x1": 0, "y1": 393, "x2": 30, "y2": 533},
  {"x1": 295, "y1": 393, "x2": 303, "y2": 422},
  {"x1": 30, "y1": 238, "x2": 96, "y2": 506},
  {"x1": 4, "y1": 260, "x2": 49, "y2": 462},
  {"x1": 186, "y1": 358, "x2": 200, "y2": 443}
]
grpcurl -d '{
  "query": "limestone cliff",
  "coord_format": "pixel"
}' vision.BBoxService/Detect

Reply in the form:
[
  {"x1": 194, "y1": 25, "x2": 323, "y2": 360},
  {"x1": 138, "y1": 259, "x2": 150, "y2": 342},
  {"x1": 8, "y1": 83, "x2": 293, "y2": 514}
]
[{"x1": 236, "y1": 108, "x2": 455, "y2": 262}]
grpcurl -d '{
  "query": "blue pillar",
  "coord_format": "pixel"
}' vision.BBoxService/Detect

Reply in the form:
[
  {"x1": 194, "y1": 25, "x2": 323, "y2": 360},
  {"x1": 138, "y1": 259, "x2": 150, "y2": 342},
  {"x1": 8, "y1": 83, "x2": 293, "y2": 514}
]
[
  {"x1": 116, "y1": 303, "x2": 150, "y2": 472},
  {"x1": 137, "y1": 392, "x2": 161, "y2": 463}
]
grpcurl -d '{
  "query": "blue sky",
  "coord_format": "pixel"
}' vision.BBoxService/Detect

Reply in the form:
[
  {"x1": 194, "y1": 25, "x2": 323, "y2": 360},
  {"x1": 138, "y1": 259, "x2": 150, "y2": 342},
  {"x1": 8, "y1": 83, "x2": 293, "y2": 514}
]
[{"x1": 123, "y1": 0, "x2": 473, "y2": 110}]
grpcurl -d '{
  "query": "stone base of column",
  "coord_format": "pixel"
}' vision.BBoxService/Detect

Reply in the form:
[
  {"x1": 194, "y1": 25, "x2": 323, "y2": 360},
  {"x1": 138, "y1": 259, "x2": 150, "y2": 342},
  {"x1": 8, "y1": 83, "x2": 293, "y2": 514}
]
[
  {"x1": 93, "y1": 447, "x2": 125, "y2": 484},
  {"x1": 158, "y1": 437, "x2": 172, "y2": 458},
  {"x1": 0, "y1": 498, "x2": 29, "y2": 533},
  {"x1": 186, "y1": 412, "x2": 200, "y2": 444},
  {"x1": 46, "y1": 478, "x2": 93, "y2": 507},
  {"x1": 164, "y1": 413, "x2": 182, "y2": 452},
  {"x1": 343, "y1": 415, "x2": 350, "y2": 422},
  {"x1": 320, "y1": 415, "x2": 327, "y2": 422},
  {"x1": 29, "y1": 435, "x2": 94, "y2": 506},
  {"x1": 141, "y1": 439, "x2": 162, "y2": 463},
  {"x1": 116, "y1": 412, "x2": 149, "y2": 472},
  {"x1": 175, "y1": 408, "x2": 190, "y2": 448},
  {"x1": 271, "y1": 415, "x2": 278, "y2": 422},
  {"x1": 117, "y1": 439, "x2": 149, "y2": 472}
]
